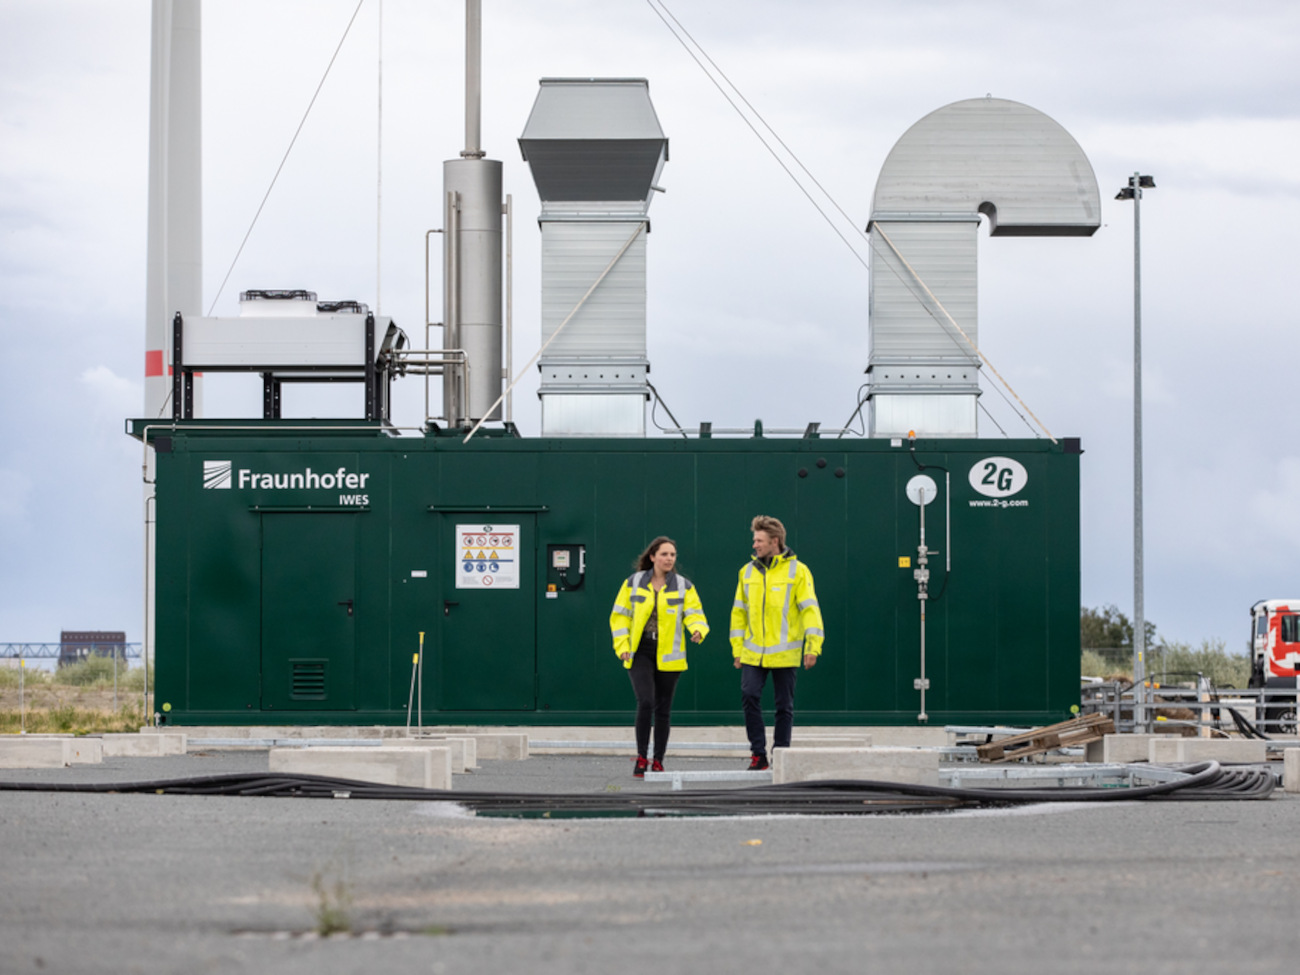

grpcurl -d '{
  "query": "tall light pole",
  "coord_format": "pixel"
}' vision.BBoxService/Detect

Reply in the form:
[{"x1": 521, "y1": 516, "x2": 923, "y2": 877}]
[{"x1": 1116, "y1": 172, "x2": 1155, "y2": 729}]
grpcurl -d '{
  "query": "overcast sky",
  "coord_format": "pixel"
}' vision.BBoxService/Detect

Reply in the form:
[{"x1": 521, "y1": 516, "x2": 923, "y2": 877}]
[{"x1": 2, "y1": 0, "x2": 1299, "y2": 657}]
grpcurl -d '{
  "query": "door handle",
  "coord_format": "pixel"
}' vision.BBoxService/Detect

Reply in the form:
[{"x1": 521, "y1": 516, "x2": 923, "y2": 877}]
[
  {"x1": 337, "y1": 599, "x2": 354, "y2": 617},
  {"x1": 444, "y1": 600, "x2": 459, "y2": 617}
]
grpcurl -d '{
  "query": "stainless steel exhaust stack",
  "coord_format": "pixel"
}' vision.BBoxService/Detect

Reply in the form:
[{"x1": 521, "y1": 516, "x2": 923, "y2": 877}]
[{"x1": 443, "y1": 0, "x2": 503, "y2": 426}]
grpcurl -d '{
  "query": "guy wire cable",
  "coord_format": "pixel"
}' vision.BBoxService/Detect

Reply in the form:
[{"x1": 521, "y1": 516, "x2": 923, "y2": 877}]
[
  {"x1": 647, "y1": 380, "x2": 690, "y2": 439},
  {"x1": 871, "y1": 226, "x2": 1055, "y2": 442},
  {"x1": 208, "y1": 0, "x2": 369, "y2": 315},
  {"x1": 645, "y1": 0, "x2": 871, "y2": 273}
]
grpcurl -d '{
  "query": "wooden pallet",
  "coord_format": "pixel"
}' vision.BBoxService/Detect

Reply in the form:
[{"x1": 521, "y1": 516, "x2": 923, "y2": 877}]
[{"x1": 975, "y1": 713, "x2": 1115, "y2": 762}]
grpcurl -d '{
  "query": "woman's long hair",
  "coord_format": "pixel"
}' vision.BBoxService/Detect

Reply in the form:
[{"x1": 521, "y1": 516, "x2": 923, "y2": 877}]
[{"x1": 635, "y1": 535, "x2": 677, "y2": 572}]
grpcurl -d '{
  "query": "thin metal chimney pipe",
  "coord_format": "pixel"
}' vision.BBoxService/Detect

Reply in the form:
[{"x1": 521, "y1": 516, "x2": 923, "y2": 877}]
[
  {"x1": 462, "y1": 0, "x2": 483, "y2": 159},
  {"x1": 441, "y1": 0, "x2": 501, "y2": 424}
]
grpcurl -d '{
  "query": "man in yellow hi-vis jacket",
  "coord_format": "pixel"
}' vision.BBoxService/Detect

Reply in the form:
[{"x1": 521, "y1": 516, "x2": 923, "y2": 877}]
[{"x1": 730, "y1": 515, "x2": 824, "y2": 770}]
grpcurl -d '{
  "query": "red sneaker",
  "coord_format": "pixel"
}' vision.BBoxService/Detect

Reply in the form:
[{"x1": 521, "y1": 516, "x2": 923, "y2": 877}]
[
  {"x1": 748, "y1": 754, "x2": 769, "y2": 771},
  {"x1": 651, "y1": 759, "x2": 664, "y2": 773},
  {"x1": 633, "y1": 756, "x2": 649, "y2": 778}
]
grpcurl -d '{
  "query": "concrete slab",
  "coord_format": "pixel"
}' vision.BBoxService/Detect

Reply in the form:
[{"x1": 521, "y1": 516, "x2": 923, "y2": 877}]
[
  {"x1": 162, "y1": 725, "x2": 947, "y2": 753},
  {"x1": 1148, "y1": 737, "x2": 1268, "y2": 764},
  {"x1": 65, "y1": 738, "x2": 103, "y2": 764},
  {"x1": 784, "y1": 735, "x2": 873, "y2": 749},
  {"x1": 645, "y1": 769, "x2": 773, "y2": 789},
  {"x1": 1284, "y1": 748, "x2": 1300, "y2": 793},
  {"x1": 0, "y1": 738, "x2": 75, "y2": 768},
  {"x1": 431, "y1": 735, "x2": 478, "y2": 769},
  {"x1": 387, "y1": 737, "x2": 472, "y2": 773},
  {"x1": 470, "y1": 733, "x2": 529, "y2": 760},
  {"x1": 102, "y1": 733, "x2": 188, "y2": 757},
  {"x1": 268, "y1": 745, "x2": 451, "y2": 789},
  {"x1": 16, "y1": 735, "x2": 103, "y2": 765},
  {"x1": 772, "y1": 747, "x2": 939, "y2": 787},
  {"x1": 1084, "y1": 733, "x2": 1176, "y2": 764}
]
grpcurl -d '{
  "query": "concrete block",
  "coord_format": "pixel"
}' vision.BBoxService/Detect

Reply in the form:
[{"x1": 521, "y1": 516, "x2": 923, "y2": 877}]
[
  {"x1": 0, "y1": 738, "x2": 76, "y2": 768},
  {"x1": 269, "y1": 746, "x2": 451, "y2": 790},
  {"x1": 389, "y1": 737, "x2": 472, "y2": 773},
  {"x1": 1149, "y1": 737, "x2": 1268, "y2": 764},
  {"x1": 102, "y1": 733, "x2": 188, "y2": 757},
  {"x1": 471, "y1": 733, "x2": 529, "y2": 760},
  {"x1": 17, "y1": 735, "x2": 103, "y2": 765},
  {"x1": 431, "y1": 736, "x2": 477, "y2": 769},
  {"x1": 65, "y1": 738, "x2": 104, "y2": 764},
  {"x1": 785, "y1": 735, "x2": 872, "y2": 750},
  {"x1": 1084, "y1": 733, "x2": 1175, "y2": 764},
  {"x1": 1284, "y1": 748, "x2": 1300, "y2": 794},
  {"x1": 772, "y1": 747, "x2": 939, "y2": 787}
]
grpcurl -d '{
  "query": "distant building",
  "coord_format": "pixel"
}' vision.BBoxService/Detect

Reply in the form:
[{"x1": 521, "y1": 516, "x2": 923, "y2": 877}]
[{"x1": 59, "y1": 631, "x2": 127, "y2": 667}]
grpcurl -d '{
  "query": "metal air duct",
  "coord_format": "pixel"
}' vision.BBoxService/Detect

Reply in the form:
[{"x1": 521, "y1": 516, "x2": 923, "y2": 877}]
[
  {"x1": 520, "y1": 78, "x2": 668, "y2": 436},
  {"x1": 866, "y1": 97, "x2": 1100, "y2": 438}
]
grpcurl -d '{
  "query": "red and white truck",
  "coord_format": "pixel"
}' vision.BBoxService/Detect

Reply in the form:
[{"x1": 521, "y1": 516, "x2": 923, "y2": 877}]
[{"x1": 1248, "y1": 599, "x2": 1300, "y2": 733}]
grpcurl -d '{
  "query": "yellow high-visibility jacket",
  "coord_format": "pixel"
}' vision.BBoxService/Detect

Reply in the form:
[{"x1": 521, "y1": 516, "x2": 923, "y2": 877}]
[
  {"x1": 730, "y1": 549, "x2": 824, "y2": 668},
  {"x1": 609, "y1": 570, "x2": 709, "y2": 671}
]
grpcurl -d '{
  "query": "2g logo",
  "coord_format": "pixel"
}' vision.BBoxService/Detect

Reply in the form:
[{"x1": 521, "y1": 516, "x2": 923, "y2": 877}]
[{"x1": 969, "y1": 457, "x2": 1028, "y2": 498}]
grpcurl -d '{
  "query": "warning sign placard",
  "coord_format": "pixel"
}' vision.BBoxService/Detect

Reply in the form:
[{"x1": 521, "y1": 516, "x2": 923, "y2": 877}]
[{"x1": 456, "y1": 523, "x2": 519, "y2": 589}]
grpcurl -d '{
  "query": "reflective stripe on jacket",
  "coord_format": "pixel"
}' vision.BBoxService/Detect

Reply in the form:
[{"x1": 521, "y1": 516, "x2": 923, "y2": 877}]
[
  {"x1": 729, "y1": 549, "x2": 824, "y2": 668},
  {"x1": 609, "y1": 570, "x2": 708, "y2": 671}
]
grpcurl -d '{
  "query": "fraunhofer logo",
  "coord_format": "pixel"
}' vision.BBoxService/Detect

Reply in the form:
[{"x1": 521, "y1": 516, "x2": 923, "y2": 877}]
[{"x1": 203, "y1": 460, "x2": 232, "y2": 489}]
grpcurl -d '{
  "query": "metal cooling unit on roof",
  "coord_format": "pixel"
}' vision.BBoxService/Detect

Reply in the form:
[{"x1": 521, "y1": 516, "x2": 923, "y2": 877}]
[
  {"x1": 865, "y1": 97, "x2": 1101, "y2": 439},
  {"x1": 520, "y1": 78, "x2": 668, "y2": 436}
]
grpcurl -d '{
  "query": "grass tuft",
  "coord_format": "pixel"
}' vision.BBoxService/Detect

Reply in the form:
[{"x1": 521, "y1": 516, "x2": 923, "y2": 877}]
[{"x1": 311, "y1": 867, "x2": 353, "y2": 937}]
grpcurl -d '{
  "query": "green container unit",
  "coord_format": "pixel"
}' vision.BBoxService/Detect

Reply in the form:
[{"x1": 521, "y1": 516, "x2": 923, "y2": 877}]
[{"x1": 135, "y1": 421, "x2": 1081, "y2": 727}]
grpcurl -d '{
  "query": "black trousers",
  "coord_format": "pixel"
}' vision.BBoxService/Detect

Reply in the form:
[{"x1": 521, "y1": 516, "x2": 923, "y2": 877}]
[
  {"x1": 740, "y1": 663, "x2": 798, "y2": 757},
  {"x1": 628, "y1": 646, "x2": 681, "y2": 760}
]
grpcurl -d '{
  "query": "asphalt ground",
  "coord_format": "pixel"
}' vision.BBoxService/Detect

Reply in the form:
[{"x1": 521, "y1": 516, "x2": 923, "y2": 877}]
[{"x1": 2, "y1": 749, "x2": 1299, "y2": 974}]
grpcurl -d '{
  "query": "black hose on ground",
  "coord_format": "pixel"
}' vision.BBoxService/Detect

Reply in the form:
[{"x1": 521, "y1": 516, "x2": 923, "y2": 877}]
[
  {"x1": 0, "y1": 760, "x2": 1274, "y2": 814},
  {"x1": 1227, "y1": 706, "x2": 1272, "y2": 740}
]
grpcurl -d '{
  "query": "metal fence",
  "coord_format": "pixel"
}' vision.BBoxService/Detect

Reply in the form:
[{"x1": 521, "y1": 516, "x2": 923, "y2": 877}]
[
  {"x1": 1, "y1": 642, "x2": 142, "y2": 662},
  {"x1": 1081, "y1": 679, "x2": 1298, "y2": 737}
]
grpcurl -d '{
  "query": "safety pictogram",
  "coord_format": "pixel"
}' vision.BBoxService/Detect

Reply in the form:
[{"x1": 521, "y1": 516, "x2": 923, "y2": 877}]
[{"x1": 456, "y1": 523, "x2": 519, "y2": 589}]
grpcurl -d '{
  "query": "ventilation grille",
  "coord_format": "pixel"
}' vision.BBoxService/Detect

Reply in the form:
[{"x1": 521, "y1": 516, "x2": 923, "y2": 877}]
[{"x1": 290, "y1": 659, "x2": 327, "y2": 700}]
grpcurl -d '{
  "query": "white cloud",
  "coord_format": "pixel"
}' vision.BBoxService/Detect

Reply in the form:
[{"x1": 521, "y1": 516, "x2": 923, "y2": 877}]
[{"x1": 80, "y1": 365, "x2": 140, "y2": 414}]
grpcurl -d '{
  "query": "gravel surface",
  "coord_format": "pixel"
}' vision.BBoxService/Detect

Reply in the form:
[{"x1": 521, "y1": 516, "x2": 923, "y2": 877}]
[{"x1": 2, "y1": 749, "x2": 1298, "y2": 974}]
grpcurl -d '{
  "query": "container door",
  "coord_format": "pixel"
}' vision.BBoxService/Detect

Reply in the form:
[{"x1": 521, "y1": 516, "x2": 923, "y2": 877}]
[
  {"x1": 436, "y1": 516, "x2": 537, "y2": 710},
  {"x1": 260, "y1": 513, "x2": 358, "y2": 711}
]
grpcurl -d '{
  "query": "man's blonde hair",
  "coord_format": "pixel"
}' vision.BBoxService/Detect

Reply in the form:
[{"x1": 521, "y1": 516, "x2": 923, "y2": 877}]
[{"x1": 750, "y1": 515, "x2": 786, "y2": 549}]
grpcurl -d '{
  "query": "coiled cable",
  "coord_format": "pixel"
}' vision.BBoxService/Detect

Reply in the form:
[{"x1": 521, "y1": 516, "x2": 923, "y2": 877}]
[{"x1": 0, "y1": 761, "x2": 1274, "y2": 815}]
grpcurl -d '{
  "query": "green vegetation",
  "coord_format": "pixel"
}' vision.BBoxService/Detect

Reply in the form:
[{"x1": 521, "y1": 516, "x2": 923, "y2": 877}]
[
  {"x1": 0, "y1": 702, "x2": 147, "y2": 735},
  {"x1": 1153, "y1": 639, "x2": 1250, "y2": 688},
  {"x1": 54, "y1": 657, "x2": 123, "y2": 686},
  {"x1": 311, "y1": 866, "x2": 354, "y2": 937},
  {"x1": 1081, "y1": 604, "x2": 1251, "y2": 688},
  {"x1": 1080, "y1": 604, "x2": 1158, "y2": 653},
  {"x1": 1, "y1": 661, "x2": 154, "y2": 733}
]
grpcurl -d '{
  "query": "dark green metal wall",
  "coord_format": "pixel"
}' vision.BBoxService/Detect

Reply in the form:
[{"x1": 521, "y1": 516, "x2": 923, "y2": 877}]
[{"x1": 138, "y1": 422, "x2": 1080, "y2": 726}]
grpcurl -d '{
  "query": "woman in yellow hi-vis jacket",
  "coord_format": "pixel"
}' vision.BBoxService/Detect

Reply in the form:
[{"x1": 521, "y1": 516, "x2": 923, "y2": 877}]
[{"x1": 609, "y1": 536, "x2": 709, "y2": 777}]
